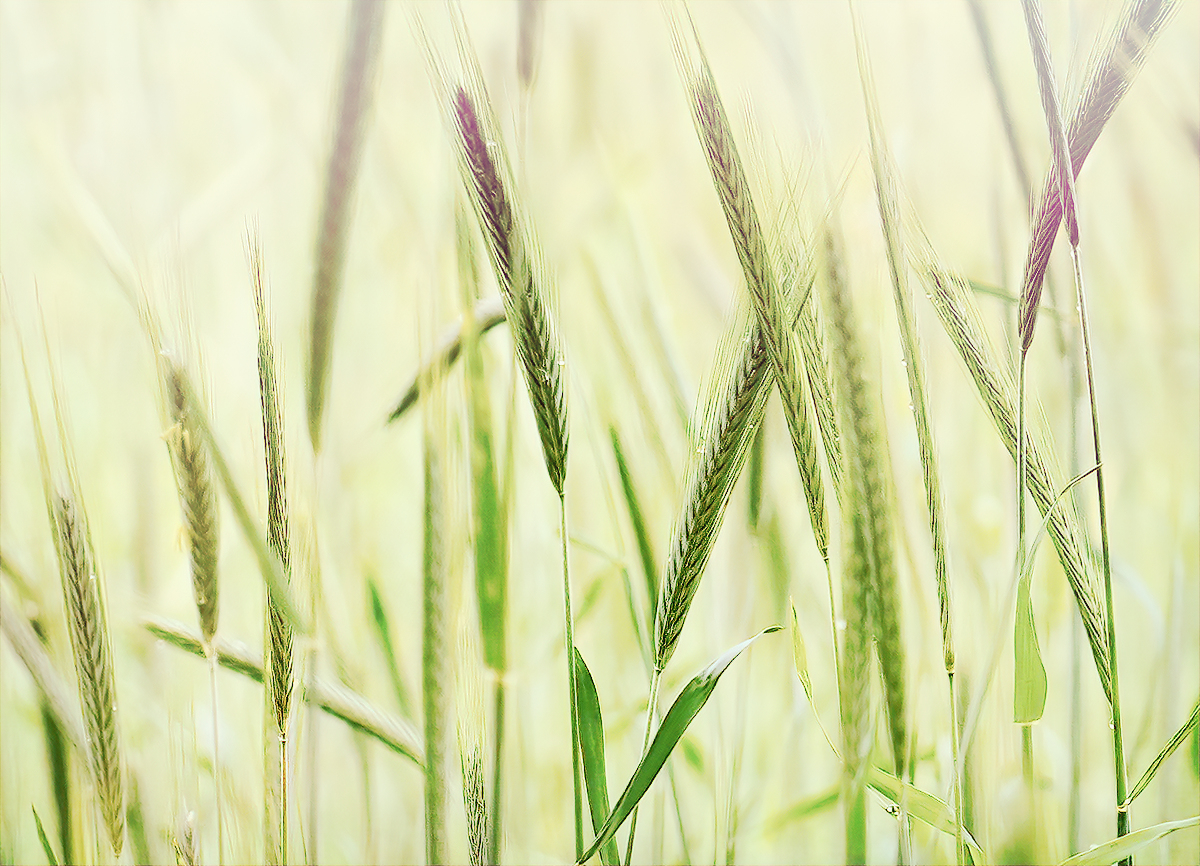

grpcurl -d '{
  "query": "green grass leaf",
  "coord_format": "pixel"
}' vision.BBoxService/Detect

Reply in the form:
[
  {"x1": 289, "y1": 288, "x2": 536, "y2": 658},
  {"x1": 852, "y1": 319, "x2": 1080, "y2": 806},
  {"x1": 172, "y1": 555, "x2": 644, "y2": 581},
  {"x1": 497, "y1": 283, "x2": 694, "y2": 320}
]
[
  {"x1": 1123, "y1": 699, "x2": 1199, "y2": 807},
  {"x1": 32, "y1": 806, "x2": 59, "y2": 866},
  {"x1": 610, "y1": 425, "x2": 658, "y2": 628},
  {"x1": 574, "y1": 649, "x2": 621, "y2": 866},
  {"x1": 866, "y1": 767, "x2": 986, "y2": 864},
  {"x1": 1013, "y1": 569, "x2": 1048, "y2": 724},
  {"x1": 1058, "y1": 816, "x2": 1200, "y2": 866},
  {"x1": 367, "y1": 574, "x2": 414, "y2": 719},
  {"x1": 578, "y1": 625, "x2": 781, "y2": 864}
]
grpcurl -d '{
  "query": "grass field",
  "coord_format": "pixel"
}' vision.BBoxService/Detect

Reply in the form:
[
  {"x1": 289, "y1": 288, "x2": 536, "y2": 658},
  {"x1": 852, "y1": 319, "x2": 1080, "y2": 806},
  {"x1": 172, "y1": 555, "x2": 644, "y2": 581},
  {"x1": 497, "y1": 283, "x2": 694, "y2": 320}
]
[{"x1": 1, "y1": 2, "x2": 1197, "y2": 864}]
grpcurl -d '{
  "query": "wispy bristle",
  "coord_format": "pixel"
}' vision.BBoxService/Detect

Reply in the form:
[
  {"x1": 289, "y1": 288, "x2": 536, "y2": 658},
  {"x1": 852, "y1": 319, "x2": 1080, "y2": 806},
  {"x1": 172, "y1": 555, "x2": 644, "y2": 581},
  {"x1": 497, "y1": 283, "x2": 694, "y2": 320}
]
[{"x1": 1018, "y1": 0, "x2": 1175, "y2": 352}]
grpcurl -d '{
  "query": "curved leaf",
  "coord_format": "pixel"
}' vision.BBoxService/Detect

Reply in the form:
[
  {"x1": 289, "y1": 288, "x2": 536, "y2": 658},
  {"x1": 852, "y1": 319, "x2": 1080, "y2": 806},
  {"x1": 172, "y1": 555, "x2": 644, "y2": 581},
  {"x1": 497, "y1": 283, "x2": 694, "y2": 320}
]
[
  {"x1": 1058, "y1": 816, "x2": 1199, "y2": 866},
  {"x1": 578, "y1": 626, "x2": 781, "y2": 864},
  {"x1": 574, "y1": 649, "x2": 620, "y2": 866}
]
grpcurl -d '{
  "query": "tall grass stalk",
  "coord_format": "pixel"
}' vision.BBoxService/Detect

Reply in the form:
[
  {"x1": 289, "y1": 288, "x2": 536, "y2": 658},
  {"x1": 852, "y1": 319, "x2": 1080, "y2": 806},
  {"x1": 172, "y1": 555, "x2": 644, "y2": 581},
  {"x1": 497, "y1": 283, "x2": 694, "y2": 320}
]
[
  {"x1": 424, "y1": 13, "x2": 578, "y2": 852},
  {"x1": 672, "y1": 11, "x2": 830, "y2": 567},
  {"x1": 1015, "y1": 1, "x2": 1178, "y2": 857},
  {"x1": 306, "y1": 0, "x2": 384, "y2": 451},
  {"x1": 852, "y1": 13, "x2": 961, "y2": 856},
  {"x1": 250, "y1": 235, "x2": 294, "y2": 866},
  {"x1": 21, "y1": 327, "x2": 126, "y2": 860},
  {"x1": 422, "y1": 394, "x2": 449, "y2": 865}
]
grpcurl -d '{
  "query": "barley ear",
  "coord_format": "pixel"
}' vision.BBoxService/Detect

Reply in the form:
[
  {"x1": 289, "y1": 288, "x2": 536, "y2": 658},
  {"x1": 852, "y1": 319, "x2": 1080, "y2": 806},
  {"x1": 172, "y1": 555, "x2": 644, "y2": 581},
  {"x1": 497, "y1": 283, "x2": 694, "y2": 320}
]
[
  {"x1": 433, "y1": 18, "x2": 568, "y2": 496},
  {"x1": 306, "y1": 0, "x2": 385, "y2": 450},
  {"x1": 822, "y1": 219, "x2": 907, "y2": 780},
  {"x1": 53, "y1": 492, "x2": 126, "y2": 857},
  {"x1": 673, "y1": 12, "x2": 830, "y2": 564},
  {"x1": 654, "y1": 300, "x2": 772, "y2": 673},
  {"x1": 19, "y1": 318, "x2": 125, "y2": 857},
  {"x1": 166, "y1": 363, "x2": 220, "y2": 648},
  {"x1": 1018, "y1": 0, "x2": 1176, "y2": 353}
]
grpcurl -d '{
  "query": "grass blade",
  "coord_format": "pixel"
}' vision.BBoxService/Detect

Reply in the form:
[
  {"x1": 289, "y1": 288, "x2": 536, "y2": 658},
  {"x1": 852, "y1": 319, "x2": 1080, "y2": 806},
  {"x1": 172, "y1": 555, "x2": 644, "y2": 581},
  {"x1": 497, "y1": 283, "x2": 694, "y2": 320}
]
[
  {"x1": 1123, "y1": 700, "x2": 1200, "y2": 807},
  {"x1": 366, "y1": 575, "x2": 415, "y2": 719},
  {"x1": 32, "y1": 806, "x2": 59, "y2": 866},
  {"x1": 574, "y1": 649, "x2": 621, "y2": 866},
  {"x1": 865, "y1": 768, "x2": 986, "y2": 864},
  {"x1": 580, "y1": 626, "x2": 781, "y2": 864},
  {"x1": 386, "y1": 296, "x2": 507, "y2": 423},
  {"x1": 1058, "y1": 816, "x2": 1200, "y2": 866},
  {"x1": 611, "y1": 425, "x2": 658, "y2": 627},
  {"x1": 143, "y1": 615, "x2": 424, "y2": 766},
  {"x1": 1013, "y1": 568, "x2": 1048, "y2": 724}
]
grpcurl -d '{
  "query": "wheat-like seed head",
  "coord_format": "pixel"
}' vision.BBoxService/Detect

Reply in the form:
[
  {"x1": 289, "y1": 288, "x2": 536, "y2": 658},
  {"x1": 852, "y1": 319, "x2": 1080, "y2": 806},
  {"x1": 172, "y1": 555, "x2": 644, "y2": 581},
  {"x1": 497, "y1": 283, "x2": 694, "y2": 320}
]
[
  {"x1": 913, "y1": 236, "x2": 1115, "y2": 703},
  {"x1": 455, "y1": 612, "x2": 489, "y2": 866},
  {"x1": 53, "y1": 491, "x2": 125, "y2": 856},
  {"x1": 678, "y1": 19, "x2": 830, "y2": 565},
  {"x1": 654, "y1": 302, "x2": 772, "y2": 672},
  {"x1": 821, "y1": 223, "x2": 908, "y2": 777},
  {"x1": 306, "y1": 0, "x2": 385, "y2": 451},
  {"x1": 450, "y1": 81, "x2": 568, "y2": 497},
  {"x1": 1019, "y1": 0, "x2": 1175, "y2": 353},
  {"x1": 855, "y1": 14, "x2": 956, "y2": 676},
  {"x1": 166, "y1": 364, "x2": 220, "y2": 648},
  {"x1": 251, "y1": 237, "x2": 294, "y2": 738}
]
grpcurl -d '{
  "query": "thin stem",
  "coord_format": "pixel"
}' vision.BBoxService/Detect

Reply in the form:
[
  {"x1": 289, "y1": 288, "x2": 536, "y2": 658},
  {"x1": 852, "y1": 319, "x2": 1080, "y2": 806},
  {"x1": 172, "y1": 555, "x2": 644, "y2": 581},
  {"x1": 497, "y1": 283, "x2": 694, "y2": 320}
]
[
  {"x1": 209, "y1": 650, "x2": 224, "y2": 866},
  {"x1": 1070, "y1": 244, "x2": 1130, "y2": 862},
  {"x1": 948, "y1": 671, "x2": 965, "y2": 866},
  {"x1": 280, "y1": 733, "x2": 289, "y2": 866},
  {"x1": 488, "y1": 679, "x2": 505, "y2": 866},
  {"x1": 626, "y1": 667, "x2": 662, "y2": 866},
  {"x1": 560, "y1": 495, "x2": 583, "y2": 862},
  {"x1": 1017, "y1": 352, "x2": 1035, "y2": 851}
]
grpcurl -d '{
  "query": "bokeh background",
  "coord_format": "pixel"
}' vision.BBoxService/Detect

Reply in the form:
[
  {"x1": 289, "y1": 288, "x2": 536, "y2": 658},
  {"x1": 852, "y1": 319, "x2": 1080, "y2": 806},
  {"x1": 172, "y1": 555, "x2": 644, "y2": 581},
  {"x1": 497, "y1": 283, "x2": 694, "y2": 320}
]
[{"x1": 2, "y1": 1, "x2": 1197, "y2": 863}]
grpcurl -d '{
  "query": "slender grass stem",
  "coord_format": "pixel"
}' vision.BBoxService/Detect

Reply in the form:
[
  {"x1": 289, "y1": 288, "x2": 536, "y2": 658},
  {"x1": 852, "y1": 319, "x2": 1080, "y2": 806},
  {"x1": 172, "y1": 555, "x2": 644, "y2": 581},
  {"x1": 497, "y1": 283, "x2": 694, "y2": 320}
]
[
  {"x1": 1070, "y1": 244, "x2": 1130, "y2": 862},
  {"x1": 1016, "y1": 353, "x2": 1036, "y2": 848},
  {"x1": 208, "y1": 650, "x2": 223, "y2": 866},
  {"x1": 489, "y1": 681, "x2": 505, "y2": 866},
  {"x1": 948, "y1": 671, "x2": 965, "y2": 866},
  {"x1": 280, "y1": 733, "x2": 289, "y2": 866},
  {"x1": 561, "y1": 495, "x2": 583, "y2": 861},
  {"x1": 626, "y1": 667, "x2": 662, "y2": 866}
]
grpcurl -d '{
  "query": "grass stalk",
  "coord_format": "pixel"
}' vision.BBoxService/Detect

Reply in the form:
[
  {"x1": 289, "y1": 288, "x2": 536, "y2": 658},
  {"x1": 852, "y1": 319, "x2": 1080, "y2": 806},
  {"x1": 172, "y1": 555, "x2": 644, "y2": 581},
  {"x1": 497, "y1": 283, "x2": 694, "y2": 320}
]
[
  {"x1": 561, "y1": 495, "x2": 584, "y2": 861},
  {"x1": 250, "y1": 235, "x2": 294, "y2": 866},
  {"x1": 625, "y1": 666, "x2": 662, "y2": 865},
  {"x1": 1072, "y1": 243, "x2": 1132, "y2": 861},
  {"x1": 306, "y1": 0, "x2": 384, "y2": 450},
  {"x1": 423, "y1": 426, "x2": 448, "y2": 865}
]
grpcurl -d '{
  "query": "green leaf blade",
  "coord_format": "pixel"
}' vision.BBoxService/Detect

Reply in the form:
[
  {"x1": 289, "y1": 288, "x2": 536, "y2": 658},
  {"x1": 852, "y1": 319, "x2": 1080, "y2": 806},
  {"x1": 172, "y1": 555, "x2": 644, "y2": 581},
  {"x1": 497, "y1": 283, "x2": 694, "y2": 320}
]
[
  {"x1": 574, "y1": 649, "x2": 620, "y2": 866},
  {"x1": 578, "y1": 626, "x2": 781, "y2": 864}
]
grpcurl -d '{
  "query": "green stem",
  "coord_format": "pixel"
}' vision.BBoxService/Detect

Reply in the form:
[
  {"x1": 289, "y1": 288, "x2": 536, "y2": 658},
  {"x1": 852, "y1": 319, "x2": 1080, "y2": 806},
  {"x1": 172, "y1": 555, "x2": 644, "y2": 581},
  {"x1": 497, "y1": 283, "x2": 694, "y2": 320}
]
[
  {"x1": 626, "y1": 667, "x2": 662, "y2": 865},
  {"x1": 1070, "y1": 244, "x2": 1130, "y2": 863},
  {"x1": 280, "y1": 733, "x2": 288, "y2": 866},
  {"x1": 948, "y1": 671, "x2": 965, "y2": 866},
  {"x1": 209, "y1": 650, "x2": 224, "y2": 866},
  {"x1": 488, "y1": 679, "x2": 505, "y2": 866},
  {"x1": 1017, "y1": 353, "x2": 1035, "y2": 850},
  {"x1": 561, "y1": 495, "x2": 583, "y2": 862}
]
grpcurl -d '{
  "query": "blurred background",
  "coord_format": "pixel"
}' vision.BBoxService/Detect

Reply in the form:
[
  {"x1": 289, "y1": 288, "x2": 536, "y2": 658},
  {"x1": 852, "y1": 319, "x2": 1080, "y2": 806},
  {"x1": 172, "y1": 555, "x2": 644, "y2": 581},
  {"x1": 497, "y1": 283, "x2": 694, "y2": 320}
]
[{"x1": 1, "y1": 1, "x2": 1197, "y2": 863}]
